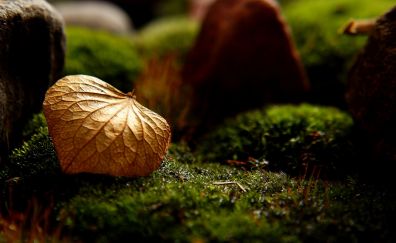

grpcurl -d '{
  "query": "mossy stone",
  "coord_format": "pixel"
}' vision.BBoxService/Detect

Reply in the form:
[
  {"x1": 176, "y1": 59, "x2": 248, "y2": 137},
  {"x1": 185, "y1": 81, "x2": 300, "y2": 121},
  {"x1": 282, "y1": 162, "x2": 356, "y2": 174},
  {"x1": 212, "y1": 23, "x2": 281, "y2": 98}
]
[
  {"x1": 0, "y1": 0, "x2": 65, "y2": 160},
  {"x1": 197, "y1": 104, "x2": 355, "y2": 176},
  {"x1": 347, "y1": 6, "x2": 396, "y2": 162},
  {"x1": 64, "y1": 27, "x2": 142, "y2": 92}
]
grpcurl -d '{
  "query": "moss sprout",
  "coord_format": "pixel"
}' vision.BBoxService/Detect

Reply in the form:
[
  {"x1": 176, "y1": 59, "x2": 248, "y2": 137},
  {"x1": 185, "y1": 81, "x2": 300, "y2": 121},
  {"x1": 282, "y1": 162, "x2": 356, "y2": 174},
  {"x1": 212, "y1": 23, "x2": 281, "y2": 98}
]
[
  {"x1": 64, "y1": 27, "x2": 143, "y2": 92},
  {"x1": 197, "y1": 104, "x2": 355, "y2": 176}
]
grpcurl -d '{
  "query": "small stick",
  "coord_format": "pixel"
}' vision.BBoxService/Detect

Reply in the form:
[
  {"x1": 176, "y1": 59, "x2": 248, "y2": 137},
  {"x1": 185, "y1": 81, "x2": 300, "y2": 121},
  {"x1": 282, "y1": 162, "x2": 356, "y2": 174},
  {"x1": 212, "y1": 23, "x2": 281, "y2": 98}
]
[
  {"x1": 213, "y1": 181, "x2": 247, "y2": 192},
  {"x1": 343, "y1": 19, "x2": 376, "y2": 36},
  {"x1": 6, "y1": 177, "x2": 22, "y2": 183}
]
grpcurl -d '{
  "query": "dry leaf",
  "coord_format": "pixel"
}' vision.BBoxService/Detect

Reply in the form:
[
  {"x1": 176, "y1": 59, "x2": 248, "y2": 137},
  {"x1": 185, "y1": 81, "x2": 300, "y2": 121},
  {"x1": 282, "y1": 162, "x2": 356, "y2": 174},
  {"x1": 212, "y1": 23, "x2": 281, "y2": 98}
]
[{"x1": 43, "y1": 75, "x2": 171, "y2": 177}]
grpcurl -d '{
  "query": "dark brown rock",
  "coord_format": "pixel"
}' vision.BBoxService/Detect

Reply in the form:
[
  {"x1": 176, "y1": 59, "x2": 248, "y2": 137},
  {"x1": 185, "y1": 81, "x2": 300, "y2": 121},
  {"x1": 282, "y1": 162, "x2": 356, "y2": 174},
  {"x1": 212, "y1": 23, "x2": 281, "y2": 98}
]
[
  {"x1": 0, "y1": 0, "x2": 65, "y2": 161},
  {"x1": 346, "y1": 6, "x2": 396, "y2": 161},
  {"x1": 182, "y1": 0, "x2": 309, "y2": 131}
]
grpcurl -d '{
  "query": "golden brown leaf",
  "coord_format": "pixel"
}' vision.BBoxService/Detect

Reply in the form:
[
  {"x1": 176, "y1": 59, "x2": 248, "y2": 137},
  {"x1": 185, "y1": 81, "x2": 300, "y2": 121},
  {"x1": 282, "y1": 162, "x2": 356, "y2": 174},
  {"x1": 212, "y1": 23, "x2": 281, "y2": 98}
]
[{"x1": 43, "y1": 75, "x2": 171, "y2": 177}]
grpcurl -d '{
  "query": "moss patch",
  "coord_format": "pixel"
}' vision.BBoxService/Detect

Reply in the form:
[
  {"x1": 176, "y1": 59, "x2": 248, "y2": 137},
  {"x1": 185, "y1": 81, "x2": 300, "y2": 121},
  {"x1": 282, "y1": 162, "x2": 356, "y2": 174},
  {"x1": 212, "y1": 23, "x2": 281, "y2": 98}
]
[
  {"x1": 64, "y1": 27, "x2": 143, "y2": 92},
  {"x1": 21, "y1": 113, "x2": 47, "y2": 141},
  {"x1": 135, "y1": 17, "x2": 199, "y2": 61},
  {"x1": 61, "y1": 158, "x2": 297, "y2": 242},
  {"x1": 155, "y1": 0, "x2": 188, "y2": 17},
  {"x1": 197, "y1": 104, "x2": 355, "y2": 176},
  {"x1": 4, "y1": 128, "x2": 59, "y2": 181}
]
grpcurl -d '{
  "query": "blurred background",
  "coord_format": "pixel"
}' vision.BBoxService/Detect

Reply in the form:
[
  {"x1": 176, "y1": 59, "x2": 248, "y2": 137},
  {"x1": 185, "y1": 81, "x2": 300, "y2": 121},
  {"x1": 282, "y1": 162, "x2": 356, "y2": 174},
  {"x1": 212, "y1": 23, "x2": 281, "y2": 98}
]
[
  {"x1": 48, "y1": 0, "x2": 198, "y2": 28},
  {"x1": 46, "y1": 0, "x2": 396, "y2": 138}
]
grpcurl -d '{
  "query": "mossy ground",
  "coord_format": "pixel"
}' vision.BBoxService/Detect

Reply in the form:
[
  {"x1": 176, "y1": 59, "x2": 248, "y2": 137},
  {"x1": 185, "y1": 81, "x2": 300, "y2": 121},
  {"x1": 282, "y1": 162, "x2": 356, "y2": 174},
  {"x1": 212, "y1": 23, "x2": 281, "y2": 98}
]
[{"x1": 1, "y1": 105, "x2": 395, "y2": 242}]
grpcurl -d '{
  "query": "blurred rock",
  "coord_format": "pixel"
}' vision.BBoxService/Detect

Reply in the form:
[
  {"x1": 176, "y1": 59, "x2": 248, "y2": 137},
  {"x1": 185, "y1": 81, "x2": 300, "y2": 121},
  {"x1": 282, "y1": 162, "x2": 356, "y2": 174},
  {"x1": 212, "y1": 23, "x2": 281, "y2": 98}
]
[
  {"x1": 182, "y1": 0, "x2": 309, "y2": 132},
  {"x1": 54, "y1": 1, "x2": 133, "y2": 34},
  {"x1": 103, "y1": 0, "x2": 158, "y2": 28},
  {"x1": 48, "y1": 0, "x2": 158, "y2": 28},
  {"x1": 0, "y1": 0, "x2": 65, "y2": 162},
  {"x1": 346, "y1": 6, "x2": 396, "y2": 162}
]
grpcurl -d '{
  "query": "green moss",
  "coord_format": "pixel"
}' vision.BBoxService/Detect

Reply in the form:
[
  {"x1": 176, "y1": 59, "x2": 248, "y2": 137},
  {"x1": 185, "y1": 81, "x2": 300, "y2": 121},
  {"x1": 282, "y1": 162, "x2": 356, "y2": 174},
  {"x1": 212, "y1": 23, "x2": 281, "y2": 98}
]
[
  {"x1": 0, "y1": 138, "x2": 395, "y2": 242},
  {"x1": 57, "y1": 157, "x2": 396, "y2": 242},
  {"x1": 64, "y1": 27, "x2": 143, "y2": 92},
  {"x1": 155, "y1": 0, "x2": 188, "y2": 17},
  {"x1": 197, "y1": 104, "x2": 355, "y2": 176},
  {"x1": 168, "y1": 143, "x2": 197, "y2": 164},
  {"x1": 135, "y1": 17, "x2": 199, "y2": 61},
  {"x1": 281, "y1": 0, "x2": 395, "y2": 105},
  {"x1": 0, "y1": 113, "x2": 52, "y2": 181},
  {"x1": 7, "y1": 127, "x2": 59, "y2": 179},
  {"x1": 21, "y1": 113, "x2": 47, "y2": 141},
  {"x1": 62, "y1": 158, "x2": 298, "y2": 242},
  {"x1": 0, "y1": 166, "x2": 8, "y2": 182},
  {"x1": 0, "y1": 127, "x2": 57, "y2": 213}
]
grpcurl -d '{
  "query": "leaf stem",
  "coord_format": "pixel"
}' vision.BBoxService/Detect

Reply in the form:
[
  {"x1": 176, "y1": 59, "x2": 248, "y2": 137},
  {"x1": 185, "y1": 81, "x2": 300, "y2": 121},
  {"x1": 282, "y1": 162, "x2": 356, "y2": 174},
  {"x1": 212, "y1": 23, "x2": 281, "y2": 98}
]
[{"x1": 127, "y1": 89, "x2": 136, "y2": 99}]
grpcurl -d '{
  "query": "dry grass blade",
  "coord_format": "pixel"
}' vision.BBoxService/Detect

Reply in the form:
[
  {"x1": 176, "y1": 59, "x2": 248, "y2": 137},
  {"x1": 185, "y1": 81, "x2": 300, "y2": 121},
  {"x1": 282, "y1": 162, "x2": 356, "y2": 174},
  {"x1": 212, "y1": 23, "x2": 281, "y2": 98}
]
[
  {"x1": 213, "y1": 181, "x2": 248, "y2": 192},
  {"x1": 134, "y1": 56, "x2": 193, "y2": 140}
]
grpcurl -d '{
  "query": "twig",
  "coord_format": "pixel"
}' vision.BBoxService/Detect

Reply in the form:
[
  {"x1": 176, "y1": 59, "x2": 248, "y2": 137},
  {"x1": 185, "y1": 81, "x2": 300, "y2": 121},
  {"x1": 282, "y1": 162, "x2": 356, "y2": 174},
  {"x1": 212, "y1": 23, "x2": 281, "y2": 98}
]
[
  {"x1": 212, "y1": 181, "x2": 247, "y2": 192},
  {"x1": 343, "y1": 19, "x2": 376, "y2": 36}
]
